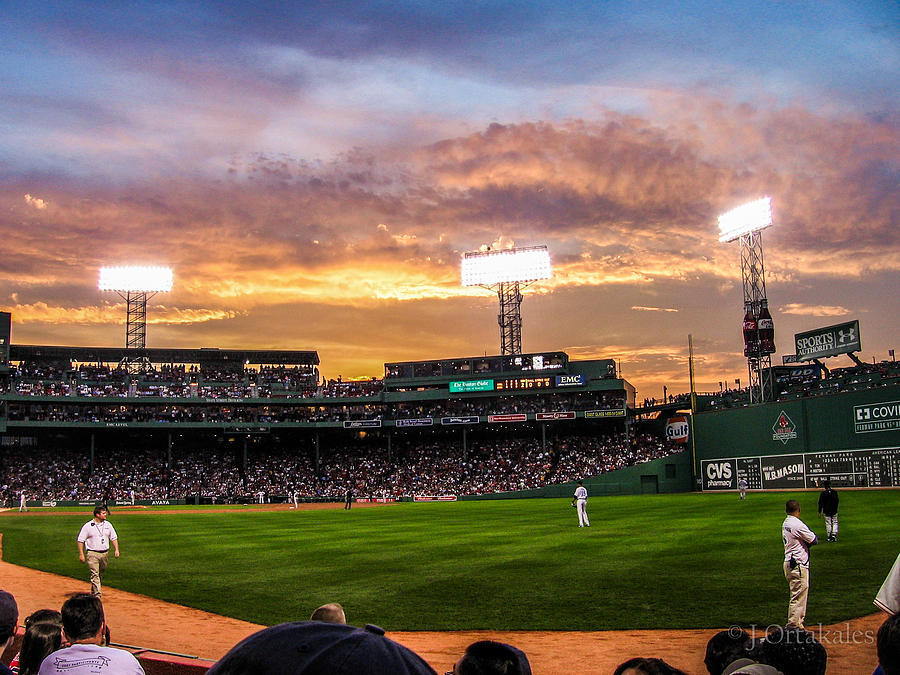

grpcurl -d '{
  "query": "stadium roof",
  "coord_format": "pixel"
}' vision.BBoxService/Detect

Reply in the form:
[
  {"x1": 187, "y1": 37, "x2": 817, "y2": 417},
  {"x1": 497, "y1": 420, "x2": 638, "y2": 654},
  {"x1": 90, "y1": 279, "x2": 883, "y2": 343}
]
[{"x1": 10, "y1": 345, "x2": 319, "y2": 366}]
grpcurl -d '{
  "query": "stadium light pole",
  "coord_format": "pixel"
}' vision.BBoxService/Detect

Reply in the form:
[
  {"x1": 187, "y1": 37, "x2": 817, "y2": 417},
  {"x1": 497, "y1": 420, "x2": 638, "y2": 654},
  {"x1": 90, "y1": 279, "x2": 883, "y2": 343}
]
[
  {"x1": 461, "y1": 245, "x2": 552, "y2": 356},
  {"x1": 99, "y1": 266, "x2": 173, "y2": 373},
  {"x1": 718, "y1": 197, "x2": 776, "y2": 403}
]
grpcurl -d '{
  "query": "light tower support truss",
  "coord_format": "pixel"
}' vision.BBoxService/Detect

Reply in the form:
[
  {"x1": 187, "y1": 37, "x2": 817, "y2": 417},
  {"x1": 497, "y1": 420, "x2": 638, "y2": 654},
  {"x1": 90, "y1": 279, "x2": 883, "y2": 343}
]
[
  {"x1": 718, "y1": 197, "x2": 775, "y2": 405},
  {"x1": 738, "y1": 230, "x2": 774, "y2": 403},
  {"x1": 497, "y1": 281, "x2": 525, "y2": 356},
  {"x1": 99, "y1": 266, "x2": 173, "y2": 374}
]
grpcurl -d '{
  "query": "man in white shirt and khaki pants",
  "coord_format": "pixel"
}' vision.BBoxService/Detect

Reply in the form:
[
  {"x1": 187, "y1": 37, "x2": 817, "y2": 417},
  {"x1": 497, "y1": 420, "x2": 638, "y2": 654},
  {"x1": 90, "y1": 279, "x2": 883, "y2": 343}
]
[
  {"x1": 77, "y1": 506, "x2": 120, "y2": 597},
  {"x1": 782, "y1": 499, "x2": 817, "y2": 628}
]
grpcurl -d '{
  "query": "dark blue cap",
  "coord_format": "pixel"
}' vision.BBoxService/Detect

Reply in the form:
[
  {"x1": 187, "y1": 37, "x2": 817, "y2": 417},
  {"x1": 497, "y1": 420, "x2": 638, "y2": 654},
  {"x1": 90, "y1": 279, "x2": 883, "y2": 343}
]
[{"x1": 207, "y1": 621, "x2": 437, "y2": 675}]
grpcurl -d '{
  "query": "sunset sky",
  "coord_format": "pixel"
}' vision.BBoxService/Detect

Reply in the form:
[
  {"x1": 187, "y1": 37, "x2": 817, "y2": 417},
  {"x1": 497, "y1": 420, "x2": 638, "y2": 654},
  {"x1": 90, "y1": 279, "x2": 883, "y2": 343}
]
[{"x1": 2, "y1": 1, "x2": 898, "y2": 399}]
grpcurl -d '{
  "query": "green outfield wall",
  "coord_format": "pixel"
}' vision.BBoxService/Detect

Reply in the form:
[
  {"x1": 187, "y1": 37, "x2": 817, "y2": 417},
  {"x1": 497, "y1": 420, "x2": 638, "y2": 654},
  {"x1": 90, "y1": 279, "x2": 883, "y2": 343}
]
[
  {"x1": 460, "y1": 449, "x2": 692, "y2": 499},
  {"x1": 692, "y1": 384, "x2": 900, "y2": 491}
]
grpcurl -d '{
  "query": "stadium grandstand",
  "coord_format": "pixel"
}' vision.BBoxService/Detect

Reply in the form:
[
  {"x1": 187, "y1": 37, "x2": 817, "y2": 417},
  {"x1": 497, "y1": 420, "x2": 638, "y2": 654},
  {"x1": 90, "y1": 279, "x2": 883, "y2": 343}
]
[
  {"x1": 0, "y1": 312, "x2": 689, "y2": 507},
  {"x1": 3, "y1": 309, "x2": 898, "y2": 507}
]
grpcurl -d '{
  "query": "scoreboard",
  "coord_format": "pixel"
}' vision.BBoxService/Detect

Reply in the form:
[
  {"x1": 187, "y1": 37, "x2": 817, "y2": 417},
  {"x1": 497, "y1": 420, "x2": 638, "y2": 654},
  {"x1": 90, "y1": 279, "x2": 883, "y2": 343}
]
[
  {"x1": 495, "y1": 376, "x2": 554, "y2": 391},
  {"x1": 701, "y1": 447, "x2": 900, "y2": 490}
]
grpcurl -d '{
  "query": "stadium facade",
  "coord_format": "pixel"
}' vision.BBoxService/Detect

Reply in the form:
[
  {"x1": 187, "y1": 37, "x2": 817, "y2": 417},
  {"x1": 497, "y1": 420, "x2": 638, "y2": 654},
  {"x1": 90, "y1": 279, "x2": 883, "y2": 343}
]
[{"x1": 0, "y1": 312, "x2": 693, "y2": 504}]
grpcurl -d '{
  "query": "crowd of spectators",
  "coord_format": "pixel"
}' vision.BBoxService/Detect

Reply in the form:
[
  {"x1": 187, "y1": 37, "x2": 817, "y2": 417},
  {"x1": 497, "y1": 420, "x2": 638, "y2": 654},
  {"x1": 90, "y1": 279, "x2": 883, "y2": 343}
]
[
  {"x1": 702, "y1": 359, "x2": 900, "y2": 412},
  {"x1": 4, "y1": 393, "x2": 625, "y2": 425},
  {"x1": 0, "y1": 431, "x2": 681, "y2": 504},
  {"x1": 6, "y1": 363, "x2": 322, "y2": 399}
]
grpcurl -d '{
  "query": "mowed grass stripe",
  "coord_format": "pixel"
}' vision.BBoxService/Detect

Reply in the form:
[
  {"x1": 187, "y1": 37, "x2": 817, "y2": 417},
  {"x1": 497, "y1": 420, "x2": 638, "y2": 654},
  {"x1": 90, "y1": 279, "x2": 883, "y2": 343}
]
[{"x1": 2, "y1": 491, "x2": 898, "y2": 630}]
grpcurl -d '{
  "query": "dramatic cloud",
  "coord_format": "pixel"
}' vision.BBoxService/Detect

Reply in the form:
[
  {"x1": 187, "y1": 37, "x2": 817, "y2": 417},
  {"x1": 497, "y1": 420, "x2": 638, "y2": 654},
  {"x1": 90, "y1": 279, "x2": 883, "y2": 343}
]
[{"x1": 1, "y1": 1, "x2": 897, "y2": 395}]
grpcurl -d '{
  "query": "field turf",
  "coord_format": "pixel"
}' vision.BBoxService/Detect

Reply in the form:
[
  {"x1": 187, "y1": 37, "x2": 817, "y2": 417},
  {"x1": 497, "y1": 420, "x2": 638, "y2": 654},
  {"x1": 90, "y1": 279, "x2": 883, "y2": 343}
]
[{"x1": 2, "y1": 491, "x2": 898, "y2": 631}]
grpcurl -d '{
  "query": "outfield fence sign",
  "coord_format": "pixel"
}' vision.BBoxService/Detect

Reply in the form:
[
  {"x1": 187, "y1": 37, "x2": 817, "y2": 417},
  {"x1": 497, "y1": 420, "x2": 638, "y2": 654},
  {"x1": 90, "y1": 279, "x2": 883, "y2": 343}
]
[{"x1": 701, "y1": 446, "x2": 900, "y2": 490}]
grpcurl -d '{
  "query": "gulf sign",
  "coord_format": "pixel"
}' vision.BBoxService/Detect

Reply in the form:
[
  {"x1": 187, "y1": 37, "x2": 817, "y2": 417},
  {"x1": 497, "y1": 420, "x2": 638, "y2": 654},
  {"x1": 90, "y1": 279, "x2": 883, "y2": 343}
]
[{"x1": 665, "y1": 415, "x2": 690, "y2": 443}]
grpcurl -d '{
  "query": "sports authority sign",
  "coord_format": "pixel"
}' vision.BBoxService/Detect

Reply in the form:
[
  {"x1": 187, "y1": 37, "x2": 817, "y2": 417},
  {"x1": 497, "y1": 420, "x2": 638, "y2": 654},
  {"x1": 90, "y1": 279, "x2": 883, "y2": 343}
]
[
  {"x1": 791, "y1": 320, "x2": 861, "y2": 362},
  {"x1": 855, "y1": 400, "x2": 900, "y2": 433}
]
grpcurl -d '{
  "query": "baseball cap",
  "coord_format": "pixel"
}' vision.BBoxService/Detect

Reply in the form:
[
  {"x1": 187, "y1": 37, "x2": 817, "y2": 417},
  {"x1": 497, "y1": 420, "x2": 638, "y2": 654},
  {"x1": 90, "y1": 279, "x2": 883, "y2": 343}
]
[
  {"x1": 722, "y1": 658, "x2": 784, "y2": 675},
  {"x1": 0, "y1": 590, "x2": 18, "y2": 632},
  {"x1": 207, "y1": 621, "x2": 437, "y2": 675}
]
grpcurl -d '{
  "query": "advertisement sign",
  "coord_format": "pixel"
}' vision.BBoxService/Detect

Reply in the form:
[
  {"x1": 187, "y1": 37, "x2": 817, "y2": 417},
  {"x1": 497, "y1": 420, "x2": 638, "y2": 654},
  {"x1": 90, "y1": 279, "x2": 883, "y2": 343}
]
[
  {"x1": 585, "y1": 409, "x2": 626, "y2": 418},
  {"x1": 760, "y1": 454, "x2": 806, "y2": 488},
  {"x1": 343, "y1": 420, "x2": 382, "y2": 429},
  {"x1": 449, "y1": 379, "x2": 494, "y2": 393},
  {"x1": 855, "y1": 400, "x2": 900, "y2": 433},
  {"x1": 703, "y1": 448, "x2": 900, "y2": 490},
  {"x1": 771, "y1": 364, "x2": 822, "y2": 385},
  {"x1": 701, "y1": 459, "x2": 736, "y2": 489},
  {"x1": 793, "y1": 320, "x2": 861, "y2": 361},
  {"x1": 488, "y1": 414, "x2": 528, "y2": 423},
  {"x1": 555, "y1": 374, "x2": 586, "y2": 387},
  {"x1": 665, "y1": 415, "x2": 690, "y2": 443},
  {"x1": 414, "y1": 495, "x2": 457, "y2": 501},
  {"x1": 441, "y1": 416, "x2": 479, "y2": 425},
  {"x1": 395, "y1": 418, "x2": 434, "y2": 427},
  {"x1": 536, "y1": 411, "x2": 576, "y2": 421}
]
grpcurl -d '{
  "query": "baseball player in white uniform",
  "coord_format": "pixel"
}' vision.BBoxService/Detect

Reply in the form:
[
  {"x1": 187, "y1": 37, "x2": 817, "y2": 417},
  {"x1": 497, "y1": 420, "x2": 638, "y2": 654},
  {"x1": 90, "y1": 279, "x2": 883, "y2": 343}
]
[
  {"x1": 77, "y1": 506, "x2": 120, "y2": 597},
  {"x1": 738, "y1": 478, "x2": 748, "y2": 500},
  {"x1": 572, "y1": 480, "x2": 590, "y2": 527},
  {"x1": 782, "y1": 499, "x2": 817, "y2": 628},
  {"x1": 875, "y1": 552, "x2": 900, "y2": 615},
  {"x1": 18, "y1": 491, "x2": 27, "y2": 512}
]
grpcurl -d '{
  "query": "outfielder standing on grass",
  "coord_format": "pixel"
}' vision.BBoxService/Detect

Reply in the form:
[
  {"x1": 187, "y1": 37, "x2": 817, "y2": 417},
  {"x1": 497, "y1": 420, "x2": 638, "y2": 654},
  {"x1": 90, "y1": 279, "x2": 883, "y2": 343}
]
[
  {"x1": 572, "y1": 480, "x2": 590, "y2": 527},
  {"x1": 818, "y1": 480, "x2": 839, "y2": 542},
  {"x1": 77, "y1": 506, "x2": 120, "y2": 597}
]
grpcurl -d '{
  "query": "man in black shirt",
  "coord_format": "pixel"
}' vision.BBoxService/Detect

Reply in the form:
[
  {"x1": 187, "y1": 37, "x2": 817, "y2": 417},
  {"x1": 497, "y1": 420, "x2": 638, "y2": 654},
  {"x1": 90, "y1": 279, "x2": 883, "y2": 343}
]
[{"x1": 818, "y1": 480, "x2": 839, "y2": 542}]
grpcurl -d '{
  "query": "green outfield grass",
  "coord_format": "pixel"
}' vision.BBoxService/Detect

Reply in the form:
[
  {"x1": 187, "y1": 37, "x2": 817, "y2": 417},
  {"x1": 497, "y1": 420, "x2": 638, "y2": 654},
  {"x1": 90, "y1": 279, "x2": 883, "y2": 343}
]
[{"x1": 2, "y1": 491, "x2": 899, "y2": 631}]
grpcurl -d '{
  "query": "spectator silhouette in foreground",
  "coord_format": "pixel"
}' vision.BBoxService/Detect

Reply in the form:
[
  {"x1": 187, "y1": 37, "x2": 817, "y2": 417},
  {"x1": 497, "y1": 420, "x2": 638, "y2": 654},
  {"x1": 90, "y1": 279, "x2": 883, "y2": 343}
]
[
  {"x1": 207, "y1": 621, "x2": 436, "y2": 674},
  {"x1": 876, "y1": 612, "x2": 900, "y2": 675},
  {"x1": 15, "y1": 620, "x2": 62, "y2": 675},
  {"x1": 453, "y1": 640, "x2": 532, "y2": 675},
  {"x1": 704, "y1": 629, "x2": 753, "y2": 675},
  {"x1": 0, "y1": 590, "x2": 18, "y2": 675},
  {"x1": 9, "y1": 609, "x2": 64, "y2": 673},
  {"x1": 37, "y1": 594, "x2": 144, "y2": 675},
  {"x1": 309, "y1": 603, "x2": 346, "y2": 624},
  {"x1": 751, "y1": 626, "x2": 826, "y2": 675},
  {"x1": 613, "y1": 657, "x2": 688, "y2": 675}
]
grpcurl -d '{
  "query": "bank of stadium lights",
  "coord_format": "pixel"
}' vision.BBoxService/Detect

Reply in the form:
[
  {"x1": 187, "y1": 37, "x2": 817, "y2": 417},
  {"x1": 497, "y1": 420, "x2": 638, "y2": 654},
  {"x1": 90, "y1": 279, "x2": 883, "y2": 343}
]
[
  {"x1": 718, "y1": 197, "x2": 773, "y2": 243},
  {"x1": 99, "y1": 266, "x2": 173, "y2": 373},
  {"x1": 717, "y1": 197, "x2": 776, "y2": 404},
  {"x1": 461, "y1": 245, "x2": 552, "y2": 356}
]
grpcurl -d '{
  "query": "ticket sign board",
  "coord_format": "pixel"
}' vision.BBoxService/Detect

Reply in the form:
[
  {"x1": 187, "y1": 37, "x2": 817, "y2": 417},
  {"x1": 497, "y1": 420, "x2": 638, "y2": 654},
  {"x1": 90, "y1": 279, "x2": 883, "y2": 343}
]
[
  {"x1": 793, "y1": 320, "x2": 861, "y2": 361},
  {"x1": 449, "y1": 379, "x2": 494, "y2": 393}
]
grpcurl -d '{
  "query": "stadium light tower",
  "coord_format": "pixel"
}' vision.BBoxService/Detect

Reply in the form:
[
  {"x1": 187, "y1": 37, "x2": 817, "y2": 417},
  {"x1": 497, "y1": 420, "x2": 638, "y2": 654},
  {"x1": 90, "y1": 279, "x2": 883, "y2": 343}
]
[
  {"x1": 99, "y1": 266, "x2": 173, "y2": 373},
  {"x1": 718, "y1": 197, "x2": 776, "y2": 403},
  {"x1": 461, "y1": 245, "x2": 552, "y2": 356}
]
